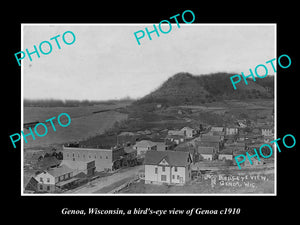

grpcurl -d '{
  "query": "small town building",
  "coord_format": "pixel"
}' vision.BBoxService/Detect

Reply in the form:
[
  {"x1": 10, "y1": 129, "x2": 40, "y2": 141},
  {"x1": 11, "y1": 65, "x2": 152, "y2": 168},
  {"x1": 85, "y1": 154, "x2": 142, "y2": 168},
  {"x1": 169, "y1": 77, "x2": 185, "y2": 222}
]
[
  {"x1": 62, "y1": 145, "x2": 124, "y2": 172},
  {"x1": 133, "y1": 140, "x2": 157, "y2": 158},
  {"x1": 34, "y1": 165, "x2": 76, "y2": 192},
  {"x1": 60, "y1": 160, "x2": 96, "y2": 177},
  {"x1": 153, "y1": 142, "x2": 170, "y2": 151},
  {"x1": 180, "y1": 126, "x2": 197, "y2": 138},
  {"x1": 144, "y1": 150, "x2": 192, "y2": 185},
  {"x1": 197, "y1": 146, "x2": 215, "y2": 160},
  {"x1": 165, "y1": 134, "x2": 186, "y2": 145},
  {"x1": 196, "y1": 135, "x2": 223, "y2": 152},
  {"x1": 211, "y1": 126, "x2": 224, "y2": 132},
  {"x1": 203, "y1": 131, "x2": 225, "y2": 140},
  {"x1": 225, "y1": 127, "x2": 239, "y2": 135},
  {"x1": 218, "y1": 149, "x2": 233, "y2": 161},
  {"x1": 261, "y1": 126, "x2": 274, "y2": 137},
  {"x1": 195, "y1": 140, "x2": 220, "y2": 153},
  {"x1": 24, "y1": 177, "x2": 39, "y2": 192},
  {"x1": 174, "y1": 143, "x2": 198, "y2": 162}
]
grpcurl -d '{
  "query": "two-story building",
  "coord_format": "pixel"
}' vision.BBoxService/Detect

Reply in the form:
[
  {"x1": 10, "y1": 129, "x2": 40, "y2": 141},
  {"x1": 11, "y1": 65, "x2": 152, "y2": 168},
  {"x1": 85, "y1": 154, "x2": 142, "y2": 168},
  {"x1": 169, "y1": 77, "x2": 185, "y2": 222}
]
[
  {"x1": 62, "y1": 145, "x2": 124, "y2": 172},
  {"x1": 133, "y1": 140, "x2": 157, "y2": 158},
  {"x1": 34, "y1": 165, "x2": 76, "y2": 192},
  {"x1": 144, "y1": 150, "x2": 192, "y2": 185},
  {"x1": 180, "y1": 127, "x2": 197, "y2": 138}
]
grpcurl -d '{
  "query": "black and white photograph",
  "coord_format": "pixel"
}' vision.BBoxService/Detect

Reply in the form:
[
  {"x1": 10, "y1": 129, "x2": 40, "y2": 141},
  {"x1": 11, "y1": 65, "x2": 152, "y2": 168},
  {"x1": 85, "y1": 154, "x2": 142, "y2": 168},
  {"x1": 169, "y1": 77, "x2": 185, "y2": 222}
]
[
  {"x1": 21, "y1": 24, "x2": 276, "y2": 195},
  {"x1": 5, "y1": 4, "x2": 298, "y2": 221}
]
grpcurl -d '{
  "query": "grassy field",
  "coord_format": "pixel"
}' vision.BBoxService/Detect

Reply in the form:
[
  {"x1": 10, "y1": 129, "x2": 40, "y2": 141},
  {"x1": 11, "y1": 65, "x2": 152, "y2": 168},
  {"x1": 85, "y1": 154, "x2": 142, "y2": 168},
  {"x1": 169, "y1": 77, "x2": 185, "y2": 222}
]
[{"x1": 23, "y1": 103, "x2": 130, "y2": 149}]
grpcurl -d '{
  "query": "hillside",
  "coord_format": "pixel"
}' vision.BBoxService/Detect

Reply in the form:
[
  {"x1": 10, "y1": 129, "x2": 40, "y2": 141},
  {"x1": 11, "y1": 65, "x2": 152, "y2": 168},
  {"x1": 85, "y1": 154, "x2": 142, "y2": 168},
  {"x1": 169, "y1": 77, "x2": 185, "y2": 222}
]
[{"x1": 135, "y1": 72, "x2": 274, "y2": 106}]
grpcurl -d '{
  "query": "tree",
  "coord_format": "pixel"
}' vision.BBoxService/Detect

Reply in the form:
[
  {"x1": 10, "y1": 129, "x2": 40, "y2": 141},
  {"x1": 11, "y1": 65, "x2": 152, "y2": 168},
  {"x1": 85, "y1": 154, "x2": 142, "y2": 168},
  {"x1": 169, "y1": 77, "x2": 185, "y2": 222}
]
[{"x1": 56, "y1": 152, "x2": 63, "y2": 160}]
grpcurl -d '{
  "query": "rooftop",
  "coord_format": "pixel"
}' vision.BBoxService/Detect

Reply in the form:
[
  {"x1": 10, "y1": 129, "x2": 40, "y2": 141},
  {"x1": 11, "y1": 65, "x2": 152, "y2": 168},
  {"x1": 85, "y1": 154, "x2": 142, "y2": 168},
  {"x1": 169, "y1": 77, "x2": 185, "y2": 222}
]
[
  {"x1": 197, "y1": 146, "x2": 214, "y2": 154},
  {"x1": 181, "y1": 126, "x2": 194, "y2": 131},
  {"x1": 60, "y1": 160, "x2": 94, "y2": 171},
  {"x1": 63, "y1": 146, "x2": 116, "y2": 152},
  {"x1": 144, "y1": 150, "x2": 191, "y2": 167},
  {"x1": 211, "y1": 127, "x2": 224, "y2": 132},
  {"x1": 46, "y1": 165, "x2": 74, "y2": 178},
  {"x1": 200, "y1": 135, "x2": 221, "y2": 142},
  {"x1": 134, "y1": 140, "x2": 157, "y2": 148}
]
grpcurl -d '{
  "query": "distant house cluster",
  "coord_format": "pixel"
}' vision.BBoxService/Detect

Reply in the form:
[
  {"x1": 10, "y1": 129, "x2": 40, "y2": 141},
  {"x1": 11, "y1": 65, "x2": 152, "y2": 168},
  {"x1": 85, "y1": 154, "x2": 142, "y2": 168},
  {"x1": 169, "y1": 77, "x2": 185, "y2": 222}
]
[{"x1": 25, "y1": 119, "x2": 274, "y2": 192}]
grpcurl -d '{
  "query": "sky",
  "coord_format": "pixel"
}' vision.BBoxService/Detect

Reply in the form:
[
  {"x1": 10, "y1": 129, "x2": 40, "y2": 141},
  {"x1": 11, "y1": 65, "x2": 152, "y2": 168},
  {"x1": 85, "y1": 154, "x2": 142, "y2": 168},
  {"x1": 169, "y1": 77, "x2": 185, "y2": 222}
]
[{"x1": 22, "y1": 24, "x2": 276, "y2": 101}]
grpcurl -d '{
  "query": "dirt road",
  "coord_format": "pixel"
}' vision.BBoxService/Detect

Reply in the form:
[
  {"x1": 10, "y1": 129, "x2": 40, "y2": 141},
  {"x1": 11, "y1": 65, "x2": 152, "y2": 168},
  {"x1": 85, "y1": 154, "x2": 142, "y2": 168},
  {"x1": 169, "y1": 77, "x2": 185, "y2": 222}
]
[{"x1": 67, "y1": 165, "x2": 144, "y2": 194}]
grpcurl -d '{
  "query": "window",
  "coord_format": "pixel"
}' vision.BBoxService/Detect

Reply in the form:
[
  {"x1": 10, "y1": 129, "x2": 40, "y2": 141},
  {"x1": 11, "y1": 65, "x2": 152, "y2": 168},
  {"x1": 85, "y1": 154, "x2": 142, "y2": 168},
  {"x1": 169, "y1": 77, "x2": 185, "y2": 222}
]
[
  {"x1": 106, "y1": 156, "x2": 108, "y2": 159},
  {"x1": 47, "y1": 178, "x2": 50, "y2": 183},
  {"x1": 47, "y1": 186, "x2": 50, "y2": 191},
  {"x1": 39, "y1": 184, "x2": 43, "y2": 190},
  {"x1": 67, "y1": 154, "x2": 69, "y2": 157},
  {"x1": 162, "y1": 166, "x2": 165, "y2": 172},
  {"x1": 174, "y1": 167, "x2": 178, "y2": 172},
  {"x1": 83, "y1": 154, "x2": 85, "y2": 158},
  {"x1": 172, "y1": 175, "x2": 175, "y2": 179},
  {"x1": 155, "y1": 168, "x2": 158, "y2": 174},
  {"x1": 100, "y1": 156, "x2": 102, "y2": 159},
  {"x1": 95, "y1": 155, "x2": 97, "y2": 159},
  {"x1": 73, "y1": 153, "x2": 75, "y2": 157},
  {"x1": 161, "y1": 175, "x2": 167, "y2": 181},
  {"x1": 78, "y1": 154, "x2": 80, "y2": 158},
  {"x1": 177, "y1": 175, "x2": 180, "y2": 179},
  {"x1": 40, "y1": 177, "x2": 43, "y2": 182}
]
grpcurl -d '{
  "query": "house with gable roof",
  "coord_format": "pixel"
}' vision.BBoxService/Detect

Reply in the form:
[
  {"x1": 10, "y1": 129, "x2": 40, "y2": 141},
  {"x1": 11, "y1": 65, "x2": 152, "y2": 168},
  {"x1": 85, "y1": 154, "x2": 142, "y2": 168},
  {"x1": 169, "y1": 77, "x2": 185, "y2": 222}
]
[
  {"x1": 197, "y1": 146, "x2": 215, "y2": 160},
  {"x1": 144, "y1": 150, "x2": 192, "y2": 185},
  {"x1": 180, "y1": 126, "x2": 197, "y2": 138},
  {"x1": 133, "y1": 140, "x2": 157, "y2": 158},
  {"x1": 34, "y1": 165, "x2": 78, "y2": 192}
]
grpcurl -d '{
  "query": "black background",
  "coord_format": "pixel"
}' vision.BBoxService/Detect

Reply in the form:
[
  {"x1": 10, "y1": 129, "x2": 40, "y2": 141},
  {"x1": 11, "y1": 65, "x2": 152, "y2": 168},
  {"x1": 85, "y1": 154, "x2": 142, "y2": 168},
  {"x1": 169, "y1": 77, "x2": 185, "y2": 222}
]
[{"x1": 5, "y1": 2, "x2": 298, "y2": 222}]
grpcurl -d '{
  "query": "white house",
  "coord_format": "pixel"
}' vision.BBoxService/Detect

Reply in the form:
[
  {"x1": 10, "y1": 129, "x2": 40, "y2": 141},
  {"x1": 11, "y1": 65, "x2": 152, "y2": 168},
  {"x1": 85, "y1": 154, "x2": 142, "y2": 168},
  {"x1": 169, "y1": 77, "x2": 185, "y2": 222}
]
[
  {"x1": 211, "y1": 126, "x2": 224, "y2": 132},
  {"x1": 144, "y1": 150, "x2": 192, "y2": 185},
  {"x1": 180, "y1": 127, "x2": 197, "y2": 138},
  {"x1": 261, "y1": 127, "x2": 274, "y2": 137},
  {"x1": 197, "y1": 146, "x2": 215, "y2": 160},
  {"x1": 218, "y1": 149, "x2": 233, "y2": 161},
  {"x1": 225, "y1": 127, "x2": 239, "y2": 135},
  {"x1": 133, "y1": 140, "x2": 157, "y2": 158}
]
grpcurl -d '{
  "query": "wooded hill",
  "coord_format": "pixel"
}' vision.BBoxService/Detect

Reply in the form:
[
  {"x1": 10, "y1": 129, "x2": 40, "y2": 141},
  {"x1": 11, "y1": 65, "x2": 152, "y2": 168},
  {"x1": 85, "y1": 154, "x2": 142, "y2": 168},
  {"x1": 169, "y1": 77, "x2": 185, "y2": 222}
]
[{"x1": 135, "y1": 72, "x2": 274, "y2": 106}]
